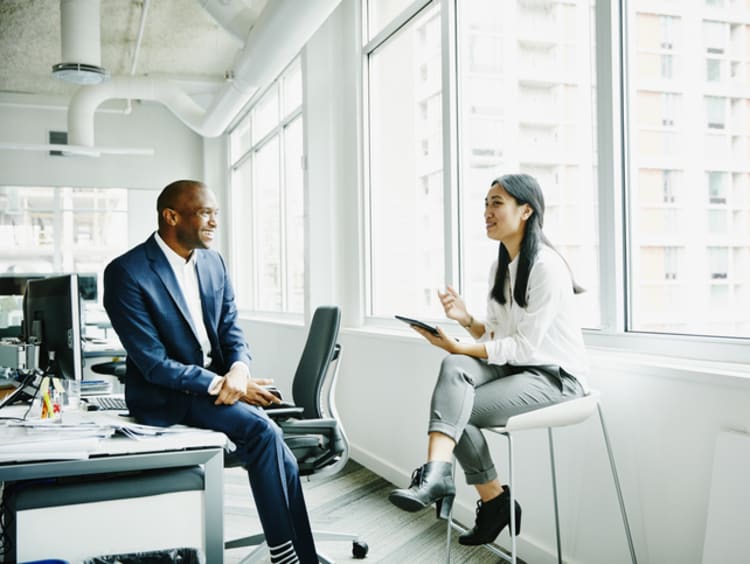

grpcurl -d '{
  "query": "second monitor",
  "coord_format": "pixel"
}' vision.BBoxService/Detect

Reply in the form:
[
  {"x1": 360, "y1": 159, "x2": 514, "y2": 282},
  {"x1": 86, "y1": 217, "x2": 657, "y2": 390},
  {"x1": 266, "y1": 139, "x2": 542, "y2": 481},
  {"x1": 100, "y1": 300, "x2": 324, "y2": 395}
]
[{"x1": 24, "y1": 274, "x2": 83, "y2": 381}]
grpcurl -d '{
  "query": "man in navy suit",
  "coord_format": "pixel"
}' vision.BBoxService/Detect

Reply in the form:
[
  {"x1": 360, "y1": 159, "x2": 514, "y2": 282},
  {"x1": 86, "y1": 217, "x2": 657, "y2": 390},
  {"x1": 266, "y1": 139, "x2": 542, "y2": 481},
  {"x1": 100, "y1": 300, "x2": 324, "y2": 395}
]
[{"x1": 103, "y1": 179, "x2": 317, "y2": 563}]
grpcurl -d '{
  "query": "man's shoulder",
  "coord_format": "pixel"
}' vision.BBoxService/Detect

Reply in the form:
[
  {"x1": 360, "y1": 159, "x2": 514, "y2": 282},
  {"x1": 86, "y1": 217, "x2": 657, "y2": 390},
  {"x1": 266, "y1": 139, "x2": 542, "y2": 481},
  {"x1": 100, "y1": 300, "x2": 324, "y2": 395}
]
[{"x1": 106, "y1": 237, "x2": 154, "y2": 272}]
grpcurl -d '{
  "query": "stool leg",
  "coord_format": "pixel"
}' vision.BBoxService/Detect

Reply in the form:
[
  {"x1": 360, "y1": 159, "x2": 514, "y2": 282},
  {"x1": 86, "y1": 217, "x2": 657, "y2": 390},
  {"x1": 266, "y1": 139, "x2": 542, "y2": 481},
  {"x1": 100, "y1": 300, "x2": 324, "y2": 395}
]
[
  {"x1": 507, "y1": 432, "x2": 517, "y2": 564},
  {"x1": 597, "y1": 404, "x2": 638, "y2": 564},
  {"x1": 548, "y1": 428, "x2": 562, "y2": 564},
  {"x1": 445, "y1": 459, "x2": 456, "y2": 564}
]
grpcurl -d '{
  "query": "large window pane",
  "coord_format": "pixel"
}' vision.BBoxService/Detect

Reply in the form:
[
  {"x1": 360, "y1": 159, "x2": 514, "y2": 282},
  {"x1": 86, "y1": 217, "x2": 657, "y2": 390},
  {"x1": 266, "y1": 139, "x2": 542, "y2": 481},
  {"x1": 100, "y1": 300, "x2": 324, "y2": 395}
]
[
  {"x1": 627, "y1": 5, "x2": 750, "y2": 338},
  {"x1": 457, "y1": 0, "x2": 600, "y2": 327},
  {"x1": 368, "y1": 2, "x2": 443, "y2": 317}
]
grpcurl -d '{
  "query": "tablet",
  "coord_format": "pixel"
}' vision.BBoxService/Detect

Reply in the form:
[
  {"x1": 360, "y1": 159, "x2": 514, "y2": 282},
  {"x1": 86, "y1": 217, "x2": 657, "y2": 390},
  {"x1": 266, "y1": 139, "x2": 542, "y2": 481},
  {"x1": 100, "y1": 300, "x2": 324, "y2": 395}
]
[{"x1": 394, "y1": 315, "x2": 440, "y2": 336}]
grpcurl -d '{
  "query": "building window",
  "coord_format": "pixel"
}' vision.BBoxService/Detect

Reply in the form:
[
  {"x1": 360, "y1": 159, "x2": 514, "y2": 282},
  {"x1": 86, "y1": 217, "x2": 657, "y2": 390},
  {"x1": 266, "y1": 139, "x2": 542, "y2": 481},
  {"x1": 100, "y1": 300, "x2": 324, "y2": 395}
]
[
  {"x1": 708, "y1": 171, "x2": 727, "y2": 204},
  {"x1": 228, "y1": 58, "x2": 304, "y2": 314},
  {"x1": 0, "y1": 186, "x2": 128, "y2": 275},
  {"x1": 706, "y1": 96, "x2": 725, "y2": 129}
]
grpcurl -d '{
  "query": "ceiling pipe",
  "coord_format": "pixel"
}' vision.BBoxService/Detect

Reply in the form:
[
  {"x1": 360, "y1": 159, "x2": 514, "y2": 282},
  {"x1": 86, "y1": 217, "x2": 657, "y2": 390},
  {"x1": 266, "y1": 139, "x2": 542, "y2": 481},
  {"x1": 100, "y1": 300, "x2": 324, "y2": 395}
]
[
  {"x1": 67, "y1": 0, "x2": 341, "y2": 148},
  {"x1": 197, "y1": 0, "x2": 263, "y2": 42},
  {"x1": 53, "y1": 0, "x2": 108, "y2": 84}
]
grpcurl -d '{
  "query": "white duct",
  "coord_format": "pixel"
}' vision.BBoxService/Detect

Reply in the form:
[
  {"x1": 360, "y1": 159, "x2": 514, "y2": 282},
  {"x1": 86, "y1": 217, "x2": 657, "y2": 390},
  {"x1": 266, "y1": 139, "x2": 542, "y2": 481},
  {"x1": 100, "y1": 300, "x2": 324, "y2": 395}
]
[
  {"x1": 197, "y1": 0, "x2": 263, "y2": 42},
  {"x1": 53, "y1": 0, "x2": 108, "y2": 84},
  {"x1": 68, "y1": 0, "x2": 341, "y2": 148}
]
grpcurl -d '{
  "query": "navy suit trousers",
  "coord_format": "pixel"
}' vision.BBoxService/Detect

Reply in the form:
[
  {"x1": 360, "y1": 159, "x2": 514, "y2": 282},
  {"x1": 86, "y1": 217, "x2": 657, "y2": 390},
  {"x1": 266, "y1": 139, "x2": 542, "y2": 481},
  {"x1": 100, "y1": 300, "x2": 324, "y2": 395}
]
[{"x1": 182, "y1": 395, "x2": 317, "y2": 562}]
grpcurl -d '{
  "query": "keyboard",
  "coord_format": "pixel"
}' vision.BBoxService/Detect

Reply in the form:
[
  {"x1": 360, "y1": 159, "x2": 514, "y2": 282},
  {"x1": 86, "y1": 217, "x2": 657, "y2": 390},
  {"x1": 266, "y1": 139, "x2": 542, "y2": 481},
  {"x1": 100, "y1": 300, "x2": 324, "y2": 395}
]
[{"x1": 86, "y1": 396, "x2": 128, "y2": 411}]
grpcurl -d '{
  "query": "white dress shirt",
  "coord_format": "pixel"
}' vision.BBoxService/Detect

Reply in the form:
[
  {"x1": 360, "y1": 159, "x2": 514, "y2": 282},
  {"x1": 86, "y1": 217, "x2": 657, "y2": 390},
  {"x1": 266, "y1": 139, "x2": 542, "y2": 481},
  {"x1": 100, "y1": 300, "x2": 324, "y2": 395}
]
[{"x1": 477, "y1": 245, "x2": 589, "y2": 389}]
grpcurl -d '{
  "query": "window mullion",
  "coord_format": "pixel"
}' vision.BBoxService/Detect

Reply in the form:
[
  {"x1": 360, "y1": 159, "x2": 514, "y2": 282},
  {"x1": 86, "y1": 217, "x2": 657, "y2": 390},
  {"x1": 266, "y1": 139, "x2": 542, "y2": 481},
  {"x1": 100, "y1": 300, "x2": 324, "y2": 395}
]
[
  {"x1": 441, "y1": 0, "x2": 459, "y2": 290},
  {"x1": 595, "y1": 0, "x2": 627, "y2": 334}
]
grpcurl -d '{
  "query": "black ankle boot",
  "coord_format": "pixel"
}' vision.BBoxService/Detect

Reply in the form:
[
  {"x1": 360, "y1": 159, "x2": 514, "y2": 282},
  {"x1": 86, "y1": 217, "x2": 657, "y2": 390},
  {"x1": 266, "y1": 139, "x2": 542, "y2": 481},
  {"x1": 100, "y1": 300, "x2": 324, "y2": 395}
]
[
  {"x1": 389, "y1": 461, "x2": 456, "y2": 519},
  {"x1": 458, "y1": 485, "x2": 522, "y2": 546}
]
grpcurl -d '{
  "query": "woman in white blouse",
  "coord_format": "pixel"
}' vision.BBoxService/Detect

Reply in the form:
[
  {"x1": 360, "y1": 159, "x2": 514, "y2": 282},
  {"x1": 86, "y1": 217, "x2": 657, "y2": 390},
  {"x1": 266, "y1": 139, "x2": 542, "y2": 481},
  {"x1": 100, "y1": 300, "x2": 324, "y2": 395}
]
[{"x1": 389, "y1": 173, "x2": 589, "y2": 546}]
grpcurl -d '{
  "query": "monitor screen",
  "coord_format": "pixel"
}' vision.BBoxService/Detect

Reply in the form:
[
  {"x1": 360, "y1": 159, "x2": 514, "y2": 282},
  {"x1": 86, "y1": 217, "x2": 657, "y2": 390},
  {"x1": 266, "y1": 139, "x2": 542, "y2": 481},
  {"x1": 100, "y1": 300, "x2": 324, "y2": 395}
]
[{"x1": 23, "y1": 274, "x2": 83, "y2": 381}]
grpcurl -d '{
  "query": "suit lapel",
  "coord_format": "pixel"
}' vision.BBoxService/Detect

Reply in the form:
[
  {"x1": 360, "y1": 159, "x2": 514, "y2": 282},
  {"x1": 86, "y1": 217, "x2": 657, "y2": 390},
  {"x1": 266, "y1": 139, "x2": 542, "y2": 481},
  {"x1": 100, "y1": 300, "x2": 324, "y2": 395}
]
[
  {"x1": 195, "y1": 254, "x2": 217, "y2": 329},
  {"x1": 145, "y1": 235, "x2": 201, "y2": 342}
]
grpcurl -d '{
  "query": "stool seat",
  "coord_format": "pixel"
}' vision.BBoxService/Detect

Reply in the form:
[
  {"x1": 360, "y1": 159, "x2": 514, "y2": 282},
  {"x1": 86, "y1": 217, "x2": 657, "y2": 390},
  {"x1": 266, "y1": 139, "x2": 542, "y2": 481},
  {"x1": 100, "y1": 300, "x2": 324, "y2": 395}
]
[{"x1": 489, "y1": 390, "x2": 601, "y2": 434}]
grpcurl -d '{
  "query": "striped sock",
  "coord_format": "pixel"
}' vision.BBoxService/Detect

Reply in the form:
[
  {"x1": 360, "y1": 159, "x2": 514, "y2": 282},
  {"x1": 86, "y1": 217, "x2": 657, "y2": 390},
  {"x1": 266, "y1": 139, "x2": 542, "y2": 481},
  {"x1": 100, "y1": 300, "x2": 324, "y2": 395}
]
[{"x1": 269, "y1": 540, "x2": 300, "y2": 564}]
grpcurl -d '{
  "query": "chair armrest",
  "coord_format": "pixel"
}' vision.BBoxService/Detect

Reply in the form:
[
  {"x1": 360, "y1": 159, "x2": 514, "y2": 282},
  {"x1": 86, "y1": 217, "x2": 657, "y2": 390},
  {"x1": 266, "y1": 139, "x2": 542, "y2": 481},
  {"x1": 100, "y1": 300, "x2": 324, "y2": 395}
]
[
  {"x1": 265, "y1": 406, "x2": 306, "y2": 419},
  {"x1": 279, "y1": 417, "x2": 338, "y2": 435}
]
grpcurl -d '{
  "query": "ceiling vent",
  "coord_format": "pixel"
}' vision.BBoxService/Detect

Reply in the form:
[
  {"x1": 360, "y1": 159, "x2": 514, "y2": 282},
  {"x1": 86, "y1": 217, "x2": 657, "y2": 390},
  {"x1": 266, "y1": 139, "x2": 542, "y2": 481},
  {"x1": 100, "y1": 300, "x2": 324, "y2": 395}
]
[{"x1": 52, "y1": 0, "x2": 109, "y2": 85}]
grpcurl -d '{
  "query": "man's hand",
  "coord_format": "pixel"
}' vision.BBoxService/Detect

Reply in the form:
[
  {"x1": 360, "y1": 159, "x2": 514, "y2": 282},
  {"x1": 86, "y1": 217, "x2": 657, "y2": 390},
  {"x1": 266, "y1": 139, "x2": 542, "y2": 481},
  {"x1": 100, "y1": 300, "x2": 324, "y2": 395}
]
[
  {"x1": 214, "y1": 364, "x2": 251, "y2": 405},
  {"x1": 241, "y1": 378, "x2": 282, "y2": 407}
]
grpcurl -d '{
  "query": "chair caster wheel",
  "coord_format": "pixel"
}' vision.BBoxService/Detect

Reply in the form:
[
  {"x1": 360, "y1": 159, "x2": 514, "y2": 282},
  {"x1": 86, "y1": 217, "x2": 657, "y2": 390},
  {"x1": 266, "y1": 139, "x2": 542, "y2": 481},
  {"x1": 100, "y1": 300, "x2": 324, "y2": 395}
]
[{"x1": 352, "y1": 540, "x2": 369, "y2": 558}]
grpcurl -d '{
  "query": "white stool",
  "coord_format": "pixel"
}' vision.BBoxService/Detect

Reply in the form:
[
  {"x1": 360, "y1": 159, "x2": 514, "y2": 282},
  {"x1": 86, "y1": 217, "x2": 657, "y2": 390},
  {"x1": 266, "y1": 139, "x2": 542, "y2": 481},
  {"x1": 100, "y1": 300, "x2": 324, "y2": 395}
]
[{"x1": 445, "y1": 390, "x2": 637, "y2": 564}]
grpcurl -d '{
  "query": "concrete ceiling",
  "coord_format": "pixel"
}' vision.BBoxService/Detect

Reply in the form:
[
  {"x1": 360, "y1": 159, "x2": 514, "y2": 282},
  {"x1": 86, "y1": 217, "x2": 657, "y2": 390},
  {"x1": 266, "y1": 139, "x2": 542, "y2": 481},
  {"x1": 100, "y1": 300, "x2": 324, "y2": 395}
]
[{"x1": 0, "y1": 0, "x2": 267, "y2": 99}]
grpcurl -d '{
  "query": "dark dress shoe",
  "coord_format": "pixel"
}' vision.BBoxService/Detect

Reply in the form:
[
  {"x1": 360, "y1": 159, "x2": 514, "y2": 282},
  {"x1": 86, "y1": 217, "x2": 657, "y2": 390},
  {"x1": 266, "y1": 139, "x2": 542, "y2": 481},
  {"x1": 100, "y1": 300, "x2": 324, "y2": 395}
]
[
  {"x1": 459, "y1": 485, "x2": 522, "y2": 545},
  {"x1": 389, "y1": 460, "x2": 456, "y2": 519}
]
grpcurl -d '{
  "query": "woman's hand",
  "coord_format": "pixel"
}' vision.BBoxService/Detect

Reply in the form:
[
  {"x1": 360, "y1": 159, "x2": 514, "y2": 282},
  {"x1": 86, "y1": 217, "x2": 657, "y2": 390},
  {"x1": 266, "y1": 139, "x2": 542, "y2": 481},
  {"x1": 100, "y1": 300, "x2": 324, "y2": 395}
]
[
  {"x1": 437, "y1": 285, "x2": 471, "y2": 327},
  {"x1": 411, "y1": 324, "x2": 459, "y2": 354}
]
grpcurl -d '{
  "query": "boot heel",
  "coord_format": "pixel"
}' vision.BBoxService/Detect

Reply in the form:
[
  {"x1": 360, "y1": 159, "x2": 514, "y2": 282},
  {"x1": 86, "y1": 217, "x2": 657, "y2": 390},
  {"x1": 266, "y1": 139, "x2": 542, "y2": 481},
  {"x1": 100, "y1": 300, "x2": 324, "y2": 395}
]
[
  {"x1": 436, "y1": 494, "x2": 455, "y2": 520},
  {"x1": 513, "y1": 504, "x2": 522, "y2": 536}
]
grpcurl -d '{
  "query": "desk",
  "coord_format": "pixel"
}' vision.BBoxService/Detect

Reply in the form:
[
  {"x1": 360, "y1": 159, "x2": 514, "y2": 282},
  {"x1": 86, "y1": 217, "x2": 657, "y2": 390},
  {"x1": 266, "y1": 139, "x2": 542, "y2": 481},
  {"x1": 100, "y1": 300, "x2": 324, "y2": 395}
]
[{"x1": 0, "y1": 410, "x2": 227, "y2": 562}]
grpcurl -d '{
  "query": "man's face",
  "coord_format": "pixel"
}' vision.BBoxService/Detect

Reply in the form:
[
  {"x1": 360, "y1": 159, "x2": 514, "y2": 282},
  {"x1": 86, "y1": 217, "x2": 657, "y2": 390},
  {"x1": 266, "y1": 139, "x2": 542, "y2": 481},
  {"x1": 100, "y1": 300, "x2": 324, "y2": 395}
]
[{"x1": 172, "y1": 186, "x2": 219, "y2": 252}]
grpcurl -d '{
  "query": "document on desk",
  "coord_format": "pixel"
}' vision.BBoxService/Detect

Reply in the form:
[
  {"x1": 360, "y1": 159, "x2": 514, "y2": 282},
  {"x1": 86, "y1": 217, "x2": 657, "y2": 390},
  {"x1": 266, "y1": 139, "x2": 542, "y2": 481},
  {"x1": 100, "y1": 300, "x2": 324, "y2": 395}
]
[{"x1": 0, "y1": 421, "x2": 114, "y2": 462}]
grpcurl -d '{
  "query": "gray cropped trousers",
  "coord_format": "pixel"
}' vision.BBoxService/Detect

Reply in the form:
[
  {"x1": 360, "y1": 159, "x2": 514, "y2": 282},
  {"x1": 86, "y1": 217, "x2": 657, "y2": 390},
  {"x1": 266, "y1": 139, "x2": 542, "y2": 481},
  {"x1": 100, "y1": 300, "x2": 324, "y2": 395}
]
[{"x1": 429, "y1": 354, "x2": 584, "y2": 485}]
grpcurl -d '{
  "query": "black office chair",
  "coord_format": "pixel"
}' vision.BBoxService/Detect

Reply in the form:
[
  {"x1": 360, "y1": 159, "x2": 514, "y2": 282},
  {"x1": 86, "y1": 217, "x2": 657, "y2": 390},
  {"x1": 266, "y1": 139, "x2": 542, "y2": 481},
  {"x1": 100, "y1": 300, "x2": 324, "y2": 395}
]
[{"x1": 224, "y1": 305, "x2": 368, "y2": 563}]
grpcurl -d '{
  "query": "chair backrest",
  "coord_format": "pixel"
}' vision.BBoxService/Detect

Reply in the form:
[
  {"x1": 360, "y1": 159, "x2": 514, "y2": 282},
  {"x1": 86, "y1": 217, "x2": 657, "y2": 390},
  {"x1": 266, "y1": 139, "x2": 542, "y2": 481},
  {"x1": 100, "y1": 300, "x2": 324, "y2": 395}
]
[{"x1": 291, "y1": 305, "x2": 341, "y2": 419}]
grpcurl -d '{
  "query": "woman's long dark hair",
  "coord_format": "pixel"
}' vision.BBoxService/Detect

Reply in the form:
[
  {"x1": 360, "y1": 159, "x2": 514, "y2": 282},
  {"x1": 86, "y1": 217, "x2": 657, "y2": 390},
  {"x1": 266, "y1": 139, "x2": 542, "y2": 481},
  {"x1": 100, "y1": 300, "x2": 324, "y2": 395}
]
[{"x1": 490, "y1": 174, "x2": 583, "y2": 308}]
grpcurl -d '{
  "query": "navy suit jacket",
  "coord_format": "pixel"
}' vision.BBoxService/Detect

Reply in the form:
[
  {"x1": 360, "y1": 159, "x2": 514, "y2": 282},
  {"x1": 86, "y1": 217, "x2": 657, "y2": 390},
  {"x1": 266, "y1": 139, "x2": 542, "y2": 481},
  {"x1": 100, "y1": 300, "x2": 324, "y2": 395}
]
[{"x1": 103, "y1": 233, "x2": 252, "y2": 426}]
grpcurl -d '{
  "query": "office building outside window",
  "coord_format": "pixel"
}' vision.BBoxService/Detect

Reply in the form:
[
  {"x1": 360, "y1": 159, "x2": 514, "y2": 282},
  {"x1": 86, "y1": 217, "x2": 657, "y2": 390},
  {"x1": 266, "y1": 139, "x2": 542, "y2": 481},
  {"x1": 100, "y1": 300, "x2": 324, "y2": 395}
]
[
  {"x1": 229, "y1": 58, "x2": 304, "y2": 314},
  {"x1": 627, "y1": 3, "x2": 750, "y2": 338}
]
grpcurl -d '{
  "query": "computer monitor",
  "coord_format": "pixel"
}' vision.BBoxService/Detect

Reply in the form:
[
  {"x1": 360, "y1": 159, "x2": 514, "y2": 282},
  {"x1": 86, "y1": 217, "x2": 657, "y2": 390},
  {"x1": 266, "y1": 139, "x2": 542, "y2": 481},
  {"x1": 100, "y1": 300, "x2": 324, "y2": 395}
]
[{"x1": 23, "y1": 274, "x2": 83, "y2": 381}]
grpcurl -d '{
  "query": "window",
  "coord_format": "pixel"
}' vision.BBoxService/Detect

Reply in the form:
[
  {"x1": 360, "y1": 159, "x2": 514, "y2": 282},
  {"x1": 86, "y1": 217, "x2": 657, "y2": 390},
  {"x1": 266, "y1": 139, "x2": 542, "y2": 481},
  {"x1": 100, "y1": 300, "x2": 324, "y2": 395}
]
[
  {"x1": 0, "y1": 185, "x2": 128, "y2": 332},
  {"x1": 706, "y1": 58, "x2": 721, "y2": 82},
  {"x1": 627, "y1": 7, "x2": 750, "y2": 339},
  {"x1": 366, "y1": 1, "x2": 444, "y2": 318},
  {"x1": 706, "y1": 96, "x2": 726, "y2": 129},
  {"x1": 708, "y1": 171, "x2": 727, "y2": 204},
  {"x1": 0, "y1": 186, "x2": 128, "y2": 276},
  {"x1": 229, "y1": 58, "x2": 304, "y2": 314}
]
